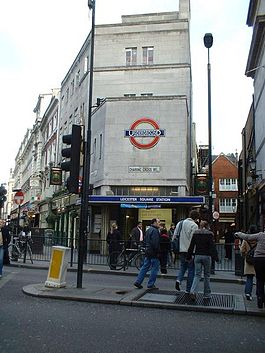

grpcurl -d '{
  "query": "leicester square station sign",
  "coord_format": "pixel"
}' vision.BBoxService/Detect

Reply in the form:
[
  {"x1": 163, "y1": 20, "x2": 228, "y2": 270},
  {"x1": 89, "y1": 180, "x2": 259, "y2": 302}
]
[{"x1": 124, "y1": 117, "x2": 165, "y2": 149}]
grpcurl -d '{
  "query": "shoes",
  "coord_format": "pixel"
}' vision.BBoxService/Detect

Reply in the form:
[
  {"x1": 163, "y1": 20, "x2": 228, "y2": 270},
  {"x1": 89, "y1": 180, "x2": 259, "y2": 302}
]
[
  {"x1": 184, "y1": 290, "x2": 190, "y2": 294},
  {"x1": 203, "y1": 295, "x2": 212, "y2": 299},
  {"x1": 257, "y1": 297, "x2": 263, "y2": 309},
  {"x1": 0, "y1": 275, "x2": 2, "y2": 279},
  {"x1": 134, "y1": 282, "x2": 143, "y2": 289},
  {"x1": 190, "y1": 293, "x2": 196, "y2": 301},
  {"x1": 147, "y1": 285, "x2": 159, "y2": 290},
  {"x1": 175, "y1": 280, "x2": 180, "y2": 291},
  {"x1": 245, "y1": 294, "x2": 252, "y2": 301}
]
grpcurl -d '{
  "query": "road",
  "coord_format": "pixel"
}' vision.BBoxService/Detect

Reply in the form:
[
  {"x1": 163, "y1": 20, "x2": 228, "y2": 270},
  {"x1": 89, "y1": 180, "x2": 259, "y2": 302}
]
[{"x1": 1, "y1": 267, "x2": 265, "y2": 353}]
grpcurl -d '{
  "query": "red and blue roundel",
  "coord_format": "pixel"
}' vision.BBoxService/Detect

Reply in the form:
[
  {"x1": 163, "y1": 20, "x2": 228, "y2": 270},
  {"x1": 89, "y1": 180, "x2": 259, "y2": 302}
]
[{"x1": 124, "y1": 117, "x2": 165, "y2": 149}]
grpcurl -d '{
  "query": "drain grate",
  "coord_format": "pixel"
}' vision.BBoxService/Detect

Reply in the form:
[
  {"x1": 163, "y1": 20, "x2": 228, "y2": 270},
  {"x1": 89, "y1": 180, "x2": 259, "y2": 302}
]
[
  {"x1": 138, "y1": 290, "x2": 235, "y2": 309},
  {"x1": 174, "y1": 292, "x2": 235, "y2": 308}
]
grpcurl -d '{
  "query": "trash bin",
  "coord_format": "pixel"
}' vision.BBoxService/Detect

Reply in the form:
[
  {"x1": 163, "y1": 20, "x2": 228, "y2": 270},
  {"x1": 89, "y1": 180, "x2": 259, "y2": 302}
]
[{"x1": 45, "y1": 246, "x2": 70, "y2": 288}]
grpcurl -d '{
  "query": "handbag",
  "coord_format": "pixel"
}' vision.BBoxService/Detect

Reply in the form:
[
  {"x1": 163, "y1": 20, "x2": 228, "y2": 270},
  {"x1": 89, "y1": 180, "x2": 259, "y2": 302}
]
[
  {"x1": 172, "y1": 220, "x2": 184, "y2": 254},
  {"x1": 245, "y1": 242, "x2": 256, "y2": 266}
]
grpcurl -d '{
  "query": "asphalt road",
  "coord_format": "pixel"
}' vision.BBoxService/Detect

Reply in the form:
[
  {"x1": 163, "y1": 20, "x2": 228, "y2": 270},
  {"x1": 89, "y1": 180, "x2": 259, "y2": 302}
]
[{"x1": 1, "y1": 267, "x2": 265, "y2": 353}]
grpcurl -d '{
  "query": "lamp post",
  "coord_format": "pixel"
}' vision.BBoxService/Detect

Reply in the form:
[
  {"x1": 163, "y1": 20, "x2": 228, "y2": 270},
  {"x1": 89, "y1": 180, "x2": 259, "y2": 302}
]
[
  {"x1": 204, "y1": 33, "x2": 213, "y2": 222},
  {"x1": 77, "y1": 0, "x2": 96, "y2": 288}
]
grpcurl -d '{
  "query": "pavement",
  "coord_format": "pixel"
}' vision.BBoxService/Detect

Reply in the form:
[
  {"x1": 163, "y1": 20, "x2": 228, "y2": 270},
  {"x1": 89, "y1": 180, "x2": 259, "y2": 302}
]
[{"x1": 8, "y1": 259, "x2": 265, "y2": 317}]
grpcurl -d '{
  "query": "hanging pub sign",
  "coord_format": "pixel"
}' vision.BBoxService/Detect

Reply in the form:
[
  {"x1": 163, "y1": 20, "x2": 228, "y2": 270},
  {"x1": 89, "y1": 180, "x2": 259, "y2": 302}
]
[
  {"x1": 195, "y1": 175, "x2": 208, "y2": 196},
  {"x1": 50, "y1": 167, "x2": 62, "y2": 186}
]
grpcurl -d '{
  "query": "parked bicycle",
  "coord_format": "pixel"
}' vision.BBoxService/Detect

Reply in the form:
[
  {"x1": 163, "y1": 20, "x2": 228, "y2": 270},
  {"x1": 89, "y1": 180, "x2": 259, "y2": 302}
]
[
  {"x1": 8, "y1": 234, "x2": 33, "y2": 264},
  {"x1": 107, "y1": 243, "x2": 147, "y2": 271}
]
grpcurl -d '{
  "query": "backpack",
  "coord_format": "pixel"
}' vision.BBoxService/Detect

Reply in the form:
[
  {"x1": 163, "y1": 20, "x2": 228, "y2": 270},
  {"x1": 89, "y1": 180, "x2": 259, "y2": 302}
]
[
  {"x1": 245, "y1": 242, "x2": 256, "y2": 266},
  {"x1": 172, "y1": 220, "x2": 184, "y2": 254}
]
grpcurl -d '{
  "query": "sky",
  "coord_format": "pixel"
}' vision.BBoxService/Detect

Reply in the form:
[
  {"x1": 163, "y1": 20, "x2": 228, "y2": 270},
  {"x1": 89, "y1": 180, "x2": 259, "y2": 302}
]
[{"x1": 0, "y1": 0, "x2": 253, "y2": 183}]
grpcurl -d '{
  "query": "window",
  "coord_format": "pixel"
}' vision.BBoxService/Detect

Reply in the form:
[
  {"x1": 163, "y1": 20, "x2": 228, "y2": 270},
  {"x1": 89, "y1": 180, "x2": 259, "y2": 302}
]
[
  {"x1": 93, "y1": 138, "x2": 96, "y2": 162},
  {"x1": 140, "y1": 93, "x2": 153, "y2": 96},
  {"x1": 126, "y1": 48, "x2": 137, "y2": 66},
  {"x1": 70, "y1": 79, "x2": 74, "y2": 95},
  {"x1": 76, "y1": 70, "x2": 80, "y2": 87},
  {"x1": 219, "y1": 198, "x2": 237, "y2": 213},
  {"x1": 84, "y1": 56, "x2": 89, "y2": 74},
  {"x1": 143, "y1": 46, "x2": 154, "y2": 65},
  {"x1": 219, "y1": 178, "x2": 238, "y2": 191},
  {"x1": 124, "y1": 93, "x2": 136, "y2": 97},
  {"x1": 99, "y1": 134, "x2": 103, "y2": 159}
]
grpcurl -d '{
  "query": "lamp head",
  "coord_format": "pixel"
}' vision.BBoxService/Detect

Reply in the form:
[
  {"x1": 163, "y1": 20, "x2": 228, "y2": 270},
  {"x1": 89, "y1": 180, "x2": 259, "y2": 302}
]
[{"x1": 204, "y1": 33, "x2": 213, "y2": 49}]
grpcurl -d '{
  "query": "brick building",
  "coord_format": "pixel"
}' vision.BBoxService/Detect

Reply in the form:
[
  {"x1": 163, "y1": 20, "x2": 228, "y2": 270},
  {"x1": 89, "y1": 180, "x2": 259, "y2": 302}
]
[{"x1": 212, "y1": 153, "x2": 238, "y2": 237}]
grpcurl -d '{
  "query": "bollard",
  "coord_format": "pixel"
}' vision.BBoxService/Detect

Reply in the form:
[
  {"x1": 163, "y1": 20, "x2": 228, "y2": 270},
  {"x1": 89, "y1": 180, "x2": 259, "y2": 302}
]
[{"x1": 45, "y1": 246, "x2": 70, "y2": 288}]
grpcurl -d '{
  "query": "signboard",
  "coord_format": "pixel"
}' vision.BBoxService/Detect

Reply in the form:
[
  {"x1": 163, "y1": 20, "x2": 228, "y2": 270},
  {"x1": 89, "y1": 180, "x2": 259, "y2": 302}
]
[
  {"x1": 128, "y1": 166, "x2": 160, "y2": 173},
  {"x1": 83, "y1": 195, "x2": 205, "y2": 204},
  {"x1": 124, "y1": 117, "x2": 165, "y2": 149},
  {"x1": 50, "y1": 167, "x2": 62, "y2": 186},
  {"x1": 14, "y1": 191, "x2": 24, "y2": 205},
  {"x1": 194, "y1": 175, "x2": 208, "y2": 196}
]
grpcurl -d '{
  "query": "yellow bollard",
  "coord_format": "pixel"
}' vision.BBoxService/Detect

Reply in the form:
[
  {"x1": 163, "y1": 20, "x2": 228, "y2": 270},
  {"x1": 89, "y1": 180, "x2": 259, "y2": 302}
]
[{"x1": 45, "y1": 246, "x2": 70, "y2": 288}]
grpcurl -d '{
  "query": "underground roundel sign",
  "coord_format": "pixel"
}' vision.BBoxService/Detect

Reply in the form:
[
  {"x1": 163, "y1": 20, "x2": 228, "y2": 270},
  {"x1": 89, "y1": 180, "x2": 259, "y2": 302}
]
[{"x1": 124, "y1": 117, "x2": 165, "y2": 149}]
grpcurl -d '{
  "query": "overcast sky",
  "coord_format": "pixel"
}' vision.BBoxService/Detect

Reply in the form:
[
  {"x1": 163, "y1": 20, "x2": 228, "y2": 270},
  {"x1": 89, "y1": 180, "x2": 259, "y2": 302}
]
[{"x1": 0, "y1": 0, "x2": 253, "y2": 183}]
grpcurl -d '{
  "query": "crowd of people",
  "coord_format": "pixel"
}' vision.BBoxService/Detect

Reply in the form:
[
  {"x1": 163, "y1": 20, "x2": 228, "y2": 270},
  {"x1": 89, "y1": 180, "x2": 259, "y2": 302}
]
[{"x1": 111, "y1": 210, "x2": 265, "y2": 310}]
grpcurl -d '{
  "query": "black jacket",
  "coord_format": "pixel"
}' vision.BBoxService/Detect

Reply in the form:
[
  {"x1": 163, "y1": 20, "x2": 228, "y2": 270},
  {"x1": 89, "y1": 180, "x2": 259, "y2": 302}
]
[
  {"x1": 187, "y1": 229, "x2": 219, "y2": 262},
  {"x1": 145, "y1": 225, "x2": 160, "y2": 258}
]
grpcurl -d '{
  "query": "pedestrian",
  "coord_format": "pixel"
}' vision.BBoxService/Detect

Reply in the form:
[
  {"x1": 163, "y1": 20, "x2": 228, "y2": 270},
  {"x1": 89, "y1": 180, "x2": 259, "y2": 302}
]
[
  {"x1": 224, "y1": 223, "x2": 235, "y2": 260},
  {"x1": 174, "y1": 210, "x2": 199, "y2": 293},
  {"x1": 187, "y1": 220, "x2": 219, "y2": 300},
  {"x1": 134, "y1": 218, "x2": 160, "y2": 290},
  {"x1": 240, "y1": 225, "x2": 257, "y2": 301},
  {"x1": 129, "y1": 221, "x2": 144, "y2": 249},
  {"x1": 167, "y1": 223, "x2": 175, "y2": 265},
  {"x1": 2, "y1": 220, "x2": 11, "y2": 265},
  {"x1": 159, "y1": 225, "x2": 171, "y2": 274},
  {"x1": 0, "y1": 219, "x2": 6, "y2": 278},
  {"x1": 106, "y1": 222, "x2": 122, "y2": 270},
  {"x1": 235, "y1": 228, "x2": 265, "y2": 309}
]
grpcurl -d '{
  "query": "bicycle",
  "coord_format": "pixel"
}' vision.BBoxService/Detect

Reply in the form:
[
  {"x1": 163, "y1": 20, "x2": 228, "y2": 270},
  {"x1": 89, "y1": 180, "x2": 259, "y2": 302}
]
[
  {"x1": 8, "y1": 235, "x2": 33, "y2": 264},
  {"x1": 107, "y1": 243, "x2": 147, "y2": 271}
]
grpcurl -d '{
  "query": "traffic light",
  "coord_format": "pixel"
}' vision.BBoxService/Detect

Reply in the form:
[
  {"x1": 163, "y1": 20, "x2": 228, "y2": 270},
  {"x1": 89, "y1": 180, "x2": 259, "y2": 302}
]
[
  {"x1": 0, "y1": 185, "x2": 7, "y2": 208},
  {"x1": 61, "y1": 124, "x2": 82, "y2": 194}
]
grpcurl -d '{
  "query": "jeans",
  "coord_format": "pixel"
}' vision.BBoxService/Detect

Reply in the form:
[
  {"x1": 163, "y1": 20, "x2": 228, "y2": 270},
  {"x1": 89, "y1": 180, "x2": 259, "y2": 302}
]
[
  {"x1": 135, "y1": 257, "x2": 160, "y2": 287},
  {"x1": 177, "y1": 253, "x2": 195, "y2": 292},
  {"x1": 0, "y1": 246, "x2": 3, "y2": 276},
  {"x1": 190, "y1": 255, "x2": 211, "y2": 296},
  {"x1": 254, "y1": 257, "x2": 265, "y2": 299},
  {"x1": 245, "y1": 274, "x2": 254, "y2": 296}
]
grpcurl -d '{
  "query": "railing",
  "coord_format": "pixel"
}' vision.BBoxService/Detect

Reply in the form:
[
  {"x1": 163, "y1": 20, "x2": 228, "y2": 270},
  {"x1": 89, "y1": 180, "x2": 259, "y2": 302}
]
[{"x1": 10, "y1": 233, "x2": 240, "y2": 272}]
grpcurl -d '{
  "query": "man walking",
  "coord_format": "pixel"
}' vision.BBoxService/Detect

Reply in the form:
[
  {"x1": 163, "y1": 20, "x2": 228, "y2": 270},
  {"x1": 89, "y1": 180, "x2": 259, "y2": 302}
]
[
  {"x1": 134, "y1": 218, "x2": 160, "y2": 290},
  {"x1": 174, "y1": 210, "x2": 199, "y2": 293},
  {"x1": 129, "y1": 221, "x2": 144, "y2": 248}
]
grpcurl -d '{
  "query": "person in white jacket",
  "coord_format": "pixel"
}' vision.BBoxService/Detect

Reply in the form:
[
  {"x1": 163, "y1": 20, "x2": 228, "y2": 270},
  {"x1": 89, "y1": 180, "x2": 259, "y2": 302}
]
[{"x1": 174, "y1": 210, "x2": 199, "y2": 293}]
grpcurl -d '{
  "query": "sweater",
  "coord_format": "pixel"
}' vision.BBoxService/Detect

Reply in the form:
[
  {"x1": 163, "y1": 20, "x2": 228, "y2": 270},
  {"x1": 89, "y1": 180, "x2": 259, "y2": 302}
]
[
  {"x1": 174, "y1": 218, "x2": 198, "y2": 253},
  {"x1": 187, "y1": 229, "x2": 219, "y2": 262},
  {"x1": 236, "y1": 232, "x2": 265, "y2": 258}
]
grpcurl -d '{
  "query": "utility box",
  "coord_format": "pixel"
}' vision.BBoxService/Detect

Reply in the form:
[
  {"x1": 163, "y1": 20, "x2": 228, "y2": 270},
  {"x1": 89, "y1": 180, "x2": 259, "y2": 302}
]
[{"x1": 45, "y1": 246, "x2": 70, "y2": 288}]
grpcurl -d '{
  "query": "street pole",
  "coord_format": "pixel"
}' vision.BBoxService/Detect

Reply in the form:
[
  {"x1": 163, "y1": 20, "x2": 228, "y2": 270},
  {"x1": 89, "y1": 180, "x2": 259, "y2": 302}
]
[
  {"x1": 77, "y1": 0, "x2": 96, "y2": 288},
  {"x1": 204, "y1": 33, "x2": 213, "y2": 222}
]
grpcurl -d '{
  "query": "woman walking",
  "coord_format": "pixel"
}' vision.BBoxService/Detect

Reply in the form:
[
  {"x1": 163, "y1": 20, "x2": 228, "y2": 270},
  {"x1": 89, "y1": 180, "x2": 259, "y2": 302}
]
[
  {"x1": 235, "y1": 228, "x2": 265, "y2": 309},
  {"x1": 186, "y1": 220, "x2": 219, "y2": 300},
  {"x1": 240, "y1": 225, "x2": 257, "y2": 301}
]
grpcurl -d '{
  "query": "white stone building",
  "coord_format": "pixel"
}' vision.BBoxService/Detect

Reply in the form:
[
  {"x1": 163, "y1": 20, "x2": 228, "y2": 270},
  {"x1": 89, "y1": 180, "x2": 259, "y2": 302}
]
[{"x1": 55, "y1": 1, "x2": 204, "y2": 241}]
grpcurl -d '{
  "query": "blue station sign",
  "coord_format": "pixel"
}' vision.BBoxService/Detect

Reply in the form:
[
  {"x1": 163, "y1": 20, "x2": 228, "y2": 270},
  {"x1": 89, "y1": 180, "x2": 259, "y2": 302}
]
[{"x1": 87, "y1": 195, "x2": 205, "y2": 204}]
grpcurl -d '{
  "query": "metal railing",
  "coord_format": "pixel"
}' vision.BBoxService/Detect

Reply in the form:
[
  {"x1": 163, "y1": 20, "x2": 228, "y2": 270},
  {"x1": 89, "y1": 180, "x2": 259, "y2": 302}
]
[{"x1": 9, "y1": 233, "x2": 240, "y2": 272}]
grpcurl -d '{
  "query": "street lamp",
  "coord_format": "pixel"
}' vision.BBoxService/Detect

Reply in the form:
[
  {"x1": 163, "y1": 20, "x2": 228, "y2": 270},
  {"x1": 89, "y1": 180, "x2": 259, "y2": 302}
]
[
  {"x1": 204, "y1": 33, "x2": 213, "y2": 222},
  {"x1": 77, "y1": 0, "x2": 96, "y2": 288}
]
